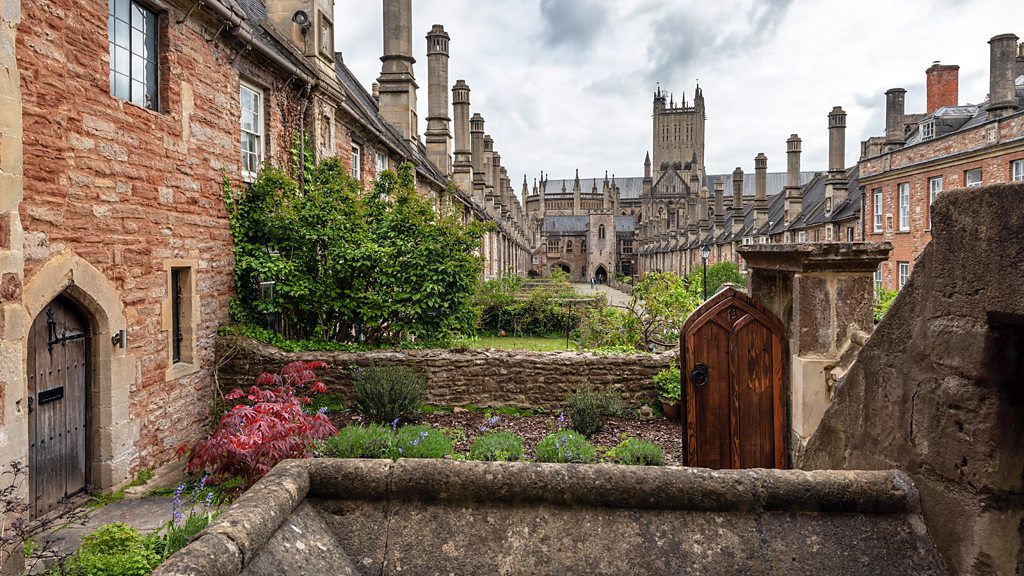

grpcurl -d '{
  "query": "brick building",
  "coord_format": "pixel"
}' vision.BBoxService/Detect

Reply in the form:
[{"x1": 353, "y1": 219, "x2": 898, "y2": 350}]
[{"x1": 0, "y1": 0, "x2": 529, "y2": 519}]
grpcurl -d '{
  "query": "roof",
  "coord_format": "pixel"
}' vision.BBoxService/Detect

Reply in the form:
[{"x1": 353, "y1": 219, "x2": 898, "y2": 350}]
[
  {"x1": 704, "y1": 171, "x2": 817, "y2": 196},
  {"x1": 544, "y1": 216, "x2": 589, "y2": 233},
  {"x1": 614, "y1": 216, "x2": 636, "y2": 232}
]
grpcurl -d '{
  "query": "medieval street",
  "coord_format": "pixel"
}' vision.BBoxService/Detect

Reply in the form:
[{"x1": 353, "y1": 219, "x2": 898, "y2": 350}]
[{"x1": 0, "y1": 1, "x2": 1022, "y2": 575}]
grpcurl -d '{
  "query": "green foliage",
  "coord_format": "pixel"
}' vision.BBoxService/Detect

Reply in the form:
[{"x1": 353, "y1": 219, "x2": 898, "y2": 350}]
[
  {"x1": 605, "y1": 438, "x2": 665, "y2": 466},
  {"x1": 576, "y1": 305, "x2": 637, "y2": 350},
  {"x1": 468, "y1": 431, "x2": 525, "y2": 462},
  {"x1": 535, "y1": 430, "x2": 597, "y2": 463},
  {"x1": 472, "y1": 276, "x2": 579, "y2": 337},
  {"x1": 654, "y1": 366, "x2": 681, "y2": 401},
  {"x1": 225, "y1": 159, "x2": 485, "y2": 347},
  {"x1": 874, "y1": 286, "x2": 898, "y2": 323},
  {"x1": 59, "y1": 523, "x2": 162, "y2": 576},
  {"x1": 308, "y1": 392, "x2": 346, "y2": 414},
  {"x1": 389, "y1": 425, "x2": 453, "y2": 459},
  {"x1": 157, "y1": 479, "x2": 218, "y2": 560},
  {"x1": 318, "y1": 424, "x2": 395, "y2": 459},
  {"x1": 352, "y1": 365, "x2": 426, "y2": 424},
  {"x1": 687, "y1": 261, "x2": 747, "y2": 299},
  {"x1": 565, "y1": 387, "x2": 624, "y2": 438},
  {"x1": 87, "y1": 469, "x2": 154, "y2": 509}
]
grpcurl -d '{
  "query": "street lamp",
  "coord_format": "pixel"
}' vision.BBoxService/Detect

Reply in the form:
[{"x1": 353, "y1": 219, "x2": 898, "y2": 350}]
[{"x1": 700, "y1": 242, "x2": 711, "y2": 301}]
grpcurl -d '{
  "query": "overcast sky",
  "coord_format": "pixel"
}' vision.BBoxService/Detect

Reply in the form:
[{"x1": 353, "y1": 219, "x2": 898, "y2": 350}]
[{"x1": 335, "y1": 0, "x2": 1022, "y2": 190}]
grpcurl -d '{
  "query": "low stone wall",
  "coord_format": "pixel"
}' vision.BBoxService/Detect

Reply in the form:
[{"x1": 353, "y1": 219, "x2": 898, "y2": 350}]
[
  {"x1": 216, "y1": 335, "x2": 673, "y2": 408},
  {"x1": 608, "y1": 278, "x2": 632, "y2": 294}
]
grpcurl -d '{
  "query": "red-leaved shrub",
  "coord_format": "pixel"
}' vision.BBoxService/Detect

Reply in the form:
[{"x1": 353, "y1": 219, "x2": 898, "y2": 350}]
[{"x1": 185, "y1": 361, "x2": 337, "y2": 485}]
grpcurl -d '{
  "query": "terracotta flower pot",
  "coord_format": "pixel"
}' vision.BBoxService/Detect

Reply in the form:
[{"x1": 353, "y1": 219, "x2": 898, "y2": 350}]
[{"x1": 660, "y1": 398, "x2": 681, "y2": 421}]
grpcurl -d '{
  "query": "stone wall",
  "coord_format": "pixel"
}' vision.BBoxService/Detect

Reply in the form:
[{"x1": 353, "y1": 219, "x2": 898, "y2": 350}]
[
  {"x1": 802, "y1": 182, "x2": 1024, "y2": 575},
  {"x1": 216, "y1": 335, "x2": 673, "y2": 408}
]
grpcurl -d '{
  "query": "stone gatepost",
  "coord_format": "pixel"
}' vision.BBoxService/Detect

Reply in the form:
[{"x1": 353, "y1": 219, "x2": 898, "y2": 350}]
[{"x1": 737, "y1": 243, "x2": 891, "y2": 462}]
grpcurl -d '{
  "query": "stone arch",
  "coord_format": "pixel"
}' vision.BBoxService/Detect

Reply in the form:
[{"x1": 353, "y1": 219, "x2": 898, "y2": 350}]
[{"x1": 23, "y1": 252, "x2": 137, "y2": 490}]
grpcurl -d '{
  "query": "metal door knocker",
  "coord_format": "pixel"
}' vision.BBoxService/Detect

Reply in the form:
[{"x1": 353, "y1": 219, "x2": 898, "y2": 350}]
[{"x1": 690, "y1": 363, "x2": 709, "y2": 388}]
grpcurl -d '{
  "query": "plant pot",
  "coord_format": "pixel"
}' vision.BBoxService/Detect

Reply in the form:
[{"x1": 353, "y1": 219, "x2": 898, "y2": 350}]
[{"x1": 660, "y1": 398, "x2": 680, "y2": 421}]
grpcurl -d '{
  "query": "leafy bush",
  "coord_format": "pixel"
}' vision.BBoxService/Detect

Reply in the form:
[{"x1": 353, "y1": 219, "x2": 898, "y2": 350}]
[
  {"x1": 60, "y1": 523, "x2": 162, "y2": 576},
  {"x1": 565, "y1": 387, "x2": 624, "y2": 438},
  {"x1": 352, "y1": 365, "x2": 426, "y2": 424},
  {"x1": 874, "y1": 286, "x2": 898, "y2": 323},
  {"x1": 468, "y1": 431, "x2": 524, "y2": 461},
  {"x1": 185, "y1": 361, "x2": 337, "y2": 485},
  {"x1": 687, "y1": 262, "x2": 747, "y2": 298},
  {"x1": 308, "y1": 391, "x2": 346, "y2": 414},
  {"x1": 473, "y1": 277, "x2": 577, "y2": 337},
  {"x1": 654, "y1": 366, "x2": 681, "y2": 402},
  {"x1": 226, "y1": 160, "x2": 486, "y2": 346},
  {"x1": 389, "y1": 425, "x2": 452, "y2": 459},
  {"x1": 318, "y1": 424, "x2": 394, "y2": 459},
  {"x1": 535, "y1": 431, "x2": 597, "y2": 463},
  {"x1": 605, "y1": 438, "x2": 665, "y2": 466},
  {"x1": 577, "y1": 305, "x2": 637, "y2": 350}
]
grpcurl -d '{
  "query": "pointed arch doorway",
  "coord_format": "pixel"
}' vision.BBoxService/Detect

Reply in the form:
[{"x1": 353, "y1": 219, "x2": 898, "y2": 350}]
[{"x1": 28, "y1": 295, "x2": 90, "y2": 517}]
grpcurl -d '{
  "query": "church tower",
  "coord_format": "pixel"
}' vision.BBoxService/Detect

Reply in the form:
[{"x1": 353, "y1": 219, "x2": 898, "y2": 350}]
[{"x1": 651, "y1": 84, "x2": 706, "y2": 182}]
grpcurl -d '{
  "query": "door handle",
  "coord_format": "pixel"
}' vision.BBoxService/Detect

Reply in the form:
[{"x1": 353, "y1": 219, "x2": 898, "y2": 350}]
[{"x1": 690, "y1": 363, "x2": 709, "y2": 388}]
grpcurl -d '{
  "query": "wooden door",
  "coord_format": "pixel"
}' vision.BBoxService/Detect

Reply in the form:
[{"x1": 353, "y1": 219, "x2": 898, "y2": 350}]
[
  {"x1": 681, "y1": 287, "x2": 785, "y2": 469},
  {"x1": 28, "y1": 296, "x2": 89, "y2": 517}
]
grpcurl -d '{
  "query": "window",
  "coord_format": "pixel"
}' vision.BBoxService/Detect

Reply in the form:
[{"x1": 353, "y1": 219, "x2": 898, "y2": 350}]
[
  {"x1": 164, "y1": 262, "x2": 197, "y2": 379},
  {"x1": 928, "y1": 177, "x2": 942, "y2": 228},
  {"x1": 873, "y1": 188, "x2": 883, "y2": 233},
  {"x1": 565, "y1": 240, "x2": 573, "y2": 253},
  {"x1": 580, "y1": 240, "x2": 586, "y2": 253},
  {"x1": 874, "y1": 265, "x2": 883, "y2": 290},
  {"x1": 921, "y1": 120, "x2": 935, "y2": 140},
  {"x1": 797, "y1": 231, "x2": 806, "y2": 243},
  {"x1": 846, "y1": 227, "x2": 855, "y2": 242},
  {"x1": 598, "y1": 224, "x2": 606, "y2": 240},
  {"x1": 351, "y1": 144, "x2": 362, "y2": 180},
  {"x1": 898, "y1": 183, "x2": 910, "y2": 231},
  {"x1": 898, "y1": 261, "x2": 910, "y2": 290},
  {"x1": 375, "y1": 149, "x2": 388, "y2": 174},
  {"x1": 171, "y1": 268, "x2": 184, "y2": 363},
  {"x1": 318, "y1": 11, "x2": 334, "y2": 60},
  {"x1": 621, "y1": 239, "x2": 632, "y2": 254},
  {"x1": 965, "y1": 168, "x2": 982, "y2": 187},
  {"x1": 547, "y1": 239, "x2": 559, "y2": 253},
  {"x1": 826, "y1": 226, "x2": 833, "y2": 241},
  {"x1": 108, "y1": 0, "x2": 159, "y2": 110},
  {"x1": 1013, "y1": 159, "x2": 1024, "y2": 181},
  {"x1": 240, "y1": 82, "x2": 263, "y2": 178}
]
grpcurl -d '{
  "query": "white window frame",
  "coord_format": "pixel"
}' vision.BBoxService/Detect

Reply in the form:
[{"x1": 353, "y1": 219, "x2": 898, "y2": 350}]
[
  {"x1": 874, "y1": 265, "x2": 883, "y2": 290},
  {"x1": 928, "y1": 177, "x2": 942, "y2": 229},
  {"x1": 1012, "y1": 159, "x2": 1024, "y2": 181},
  {"x1": 965, "y1": 168, "x2": 982, "y2": 188},
  {"x1": 921, "y1": 120, "x2": 934, "y2": 140},
  {"x1": 898, "y1": 261, "x2": 910, "y2": 290},
  {"x1": 240, "y1": 82, "x2": 264, "y2": 180},
  {"x1": 797, "y1": 231, "x2": 806, "y2": 243},
  {"x1": 375, "y1": 149, "x2": 388, "y2": 175},
  {"x1": 351, "y1": 143, "x2": 362, "y2": 180},
  {"x1": 873, "y1": 188, "x2": 883, "y2": 233},
  {"x1": 898, "y1": 183, "x2": 910, "y2": 232}
]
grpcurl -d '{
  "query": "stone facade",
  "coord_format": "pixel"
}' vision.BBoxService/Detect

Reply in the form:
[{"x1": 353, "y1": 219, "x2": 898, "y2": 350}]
[
  {"x1": 216, "y1": 335, "x2": 672, "y2": 409},
  {"x1": 802, "y1": 182, "x2": 1024, "y2": 575}
]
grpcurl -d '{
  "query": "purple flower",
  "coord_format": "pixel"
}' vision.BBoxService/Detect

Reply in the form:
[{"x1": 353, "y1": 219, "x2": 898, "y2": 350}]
[
  {"x1": 317, "y1": 406, "x2": 328, "y2": 415},
  {"x1": 391, "y1": 418, "x2": 400, "y2": 429}
]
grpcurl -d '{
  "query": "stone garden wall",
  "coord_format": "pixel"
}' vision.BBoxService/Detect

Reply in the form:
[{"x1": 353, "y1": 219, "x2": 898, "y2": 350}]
[{"x1": 216, "y1": 335, "x2": 674, "y2": 408}]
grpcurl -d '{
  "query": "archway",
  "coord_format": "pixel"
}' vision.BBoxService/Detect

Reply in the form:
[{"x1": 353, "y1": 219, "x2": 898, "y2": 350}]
[
  {"x1": 558, "y1": 264, "x2": 571, "y2": 275},
  {"x1": 595, "y1": 266, "x2": 608, "y2": 284}
]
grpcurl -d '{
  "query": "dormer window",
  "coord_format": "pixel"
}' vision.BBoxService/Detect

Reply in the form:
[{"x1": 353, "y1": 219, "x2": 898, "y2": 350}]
[{"x1": 921, "y1": 120, "x2": 935, "y2": 140}]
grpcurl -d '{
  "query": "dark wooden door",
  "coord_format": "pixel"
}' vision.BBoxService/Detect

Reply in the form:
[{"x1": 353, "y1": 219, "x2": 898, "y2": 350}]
[
  {"x1": 28, "y1": 296, "x2": 89, "y2": 517},
  {"x1": 681, "y1": 287, "x2": 785, "y2": 469}
]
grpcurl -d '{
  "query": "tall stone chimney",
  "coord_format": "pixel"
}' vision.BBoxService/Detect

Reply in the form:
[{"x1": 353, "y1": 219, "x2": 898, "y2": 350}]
[
  {"x1": 827, "y1": 107, "x2": 849, "y2": 210},
  {"x1": 784, "y1": 134, "x2": 802, "y2": 225},
  {"x1": 713, "y1": 178, "x2": 725, "y2": 236},
  {"x1": 884, "y1": 88, "x2": 906, "y2": 148},
  {"x1": 452, "y1": 80, "x2": 472, "y2": 193},
  {"x1": 483, "y1": 135, "x2": 495, "y2": 194},
  {"x1": 470, "y1": 113, "x2": 486, "y2": 201},
  {"x1": 731, "y1": 167, "x2": 744, "y2": 211},
  {"x1": 377, "y1": 0, "x2": 418, "y2": 145},
  {"x1": 1017, "y1": 42, "x2": 1024, "y2": 80},
  {"x1": 925, "y1": 62, "x2": 959, "y2": 114},
  {"x1": 424, "y1": 25, "x2": 451, "y2": 175},
  {"x1": 986, "y1": 33, "x2": 1020, "y2": 120},
  {"x1": 754, "y1": 153, "x2": 768, "y2": 231}
]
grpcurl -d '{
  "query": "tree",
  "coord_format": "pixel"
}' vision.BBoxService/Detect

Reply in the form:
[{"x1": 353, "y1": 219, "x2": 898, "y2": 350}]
[{"x1": 687, "y1": 261, "x2": 747, "y2": 298}]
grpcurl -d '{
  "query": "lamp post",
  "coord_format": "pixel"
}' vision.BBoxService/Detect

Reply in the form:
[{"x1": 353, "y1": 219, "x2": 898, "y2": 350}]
[{"x1": 700, "y1": 242, "x2": 711, "y2": 301}]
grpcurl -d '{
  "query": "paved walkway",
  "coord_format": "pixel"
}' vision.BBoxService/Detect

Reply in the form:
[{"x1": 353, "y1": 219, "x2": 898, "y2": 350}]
[{"x1": 572, "y1": 283, "x2": 631, "y2": 307}]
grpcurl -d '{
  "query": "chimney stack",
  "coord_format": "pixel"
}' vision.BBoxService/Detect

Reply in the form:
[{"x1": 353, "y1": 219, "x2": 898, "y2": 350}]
[
  {"x1": 925, "y1": 62, "x2": 959, "y2": 114},
  {"x1": 470, "y1": 113, "x2": 486, "y2": 201},
  {"x1": 986, "y1": 33, "x2": 1020, "y2": 120},
  {"x1": 713, "y1": 179, "x2": 725, "y2": 236},
  {"x1": 1016, "y1": 42, "x2": 1024, "y2": 80},
  {"x1": 452, "y1": 80, "x2": 472, "y2": 193},
  {"x1": 754, "y1": 153, "x2": 768, "y2": 231},
  {"x1": 828, "y1": 106, "x2": 847, "y2": 180},
  {"x1": 731, "y1": 167, "x2": 744, "y2": 211},
  {"x1": 377, "y1": 0, "x2": 418, "y2": 145},
  {"x1": 884, "y1": 88, "x2": 906, "y2": 148},
  {"x1": 784, "y1": 134, "x2": 802, "y2": 225},
  {"x1": 425, "y1": 25, "x2": 452, "y2": 176}
]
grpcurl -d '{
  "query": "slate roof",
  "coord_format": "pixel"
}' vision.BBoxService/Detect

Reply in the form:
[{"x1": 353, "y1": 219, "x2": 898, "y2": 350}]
[
  {"x1": 544, "y1": 216, "x2": 589, "y2": 233},
  {"x1": 704, "y1": 172, "x2": 816, "y2": 196},
  {"x1": 614, "y1": 216, "x2": 636, "y2": 232},
  {"x1": 537, "y1": 171, "x2": 815, "y2": 202}
]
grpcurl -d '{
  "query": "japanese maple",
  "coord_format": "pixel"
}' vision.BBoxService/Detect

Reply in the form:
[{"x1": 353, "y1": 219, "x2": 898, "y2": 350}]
[{"x1": 185, "y1": 361, "x2": 337, "y2": 485}]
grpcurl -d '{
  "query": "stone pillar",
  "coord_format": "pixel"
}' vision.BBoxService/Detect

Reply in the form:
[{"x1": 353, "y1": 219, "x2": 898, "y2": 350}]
[
  {"x1": 424, "y1": 25, "x2": 451, "y2": 176},
  {"x1": 884, "y1": 88, "x2": 906, "y2": 148},
  {"x1": 377, "y1": 0, "x2": 418, "y2": 145},
  {"x1": 452, "y1": 80, "x2": 472, "y2": 194},
  {"x1": 737, "y1": 243, "x2": 892, "y2": 462}
]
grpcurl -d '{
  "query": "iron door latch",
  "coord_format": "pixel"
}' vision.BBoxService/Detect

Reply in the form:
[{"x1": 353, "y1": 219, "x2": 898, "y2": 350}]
[{"x1": 690, "y1": 363, "x2": 709, "y2": 388}]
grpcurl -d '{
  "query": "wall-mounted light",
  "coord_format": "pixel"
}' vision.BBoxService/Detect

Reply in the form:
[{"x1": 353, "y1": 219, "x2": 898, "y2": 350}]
[
  {"x1": 112, "y1": 329, "x2": 126, "y2": 349},
  {"x1": 292, "y1": 10, "x2": 312, "y2": 33}
]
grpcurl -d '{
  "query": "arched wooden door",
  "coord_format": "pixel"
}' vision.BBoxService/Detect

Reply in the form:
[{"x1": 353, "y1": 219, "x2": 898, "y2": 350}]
[
  {"x1": 28, "y1": 296, "x2": 89, "y2": 517},
  {"x1": 681, "y1": 287, "x2": 786, "y2": 469}
]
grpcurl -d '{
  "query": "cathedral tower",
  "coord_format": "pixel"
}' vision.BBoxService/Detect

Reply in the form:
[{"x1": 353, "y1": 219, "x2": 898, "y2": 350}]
[{"x1": 652, "y1": 84, "x2": 706, "y2": 181}]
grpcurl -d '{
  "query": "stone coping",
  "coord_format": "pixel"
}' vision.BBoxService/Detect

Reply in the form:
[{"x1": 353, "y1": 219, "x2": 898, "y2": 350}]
[{"x1": 155, "y1": 459, "x2": 921, "y2": 576}]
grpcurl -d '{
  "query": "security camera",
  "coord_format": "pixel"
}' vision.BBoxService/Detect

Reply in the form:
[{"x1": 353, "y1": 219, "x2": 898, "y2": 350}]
[{"x1": 292, "y1": 10, "x2": 312, "y2": 32}]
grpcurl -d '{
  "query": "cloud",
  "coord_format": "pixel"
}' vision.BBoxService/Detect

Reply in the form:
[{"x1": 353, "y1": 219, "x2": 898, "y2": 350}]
[{"x1": 538, "y1": 0, "x2": 610, "y2": 51}]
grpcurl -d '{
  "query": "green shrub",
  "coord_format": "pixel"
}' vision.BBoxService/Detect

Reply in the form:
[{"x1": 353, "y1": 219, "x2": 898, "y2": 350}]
[
  {"x1": 308, "y1": 391, "x2": 346, "y2": 414},
  {"x1": 318, "y1": 424, "x2": 395, "y2": 458},
  {"x1": 389, "y1": 425, "x2": 453, "y2": 459},
  {"x1": 60, "y1": 523, "x2": 162, "y2": 576},
  {"x1": 874, "y1": 286, "x2": 898, "y2": 323},
  {"x1": 468, "y1": 431, "x2": 524, "y2": 461},
  {"x1": 654, "y1": 366, "x2": 681, "y2": 401},
  {"x1": 565, "y1": 387, "x2": 624, "y2": 438},
  {"x1": 535, "y1": 430, "x2": 597, "y2": 463},
  {"x1": 353, "y1": 365, "x2": 425, "y2": 424},
  {"x1": 605, "y1": 438, "x2": 665, "y2": 466}
]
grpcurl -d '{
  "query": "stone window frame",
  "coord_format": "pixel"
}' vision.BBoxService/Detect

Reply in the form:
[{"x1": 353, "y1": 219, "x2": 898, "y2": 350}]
[
  {"x1": 598, "y1": 224, "x2": 606, "y2": 240},
  {"x1": 964, "y1": 168, "x2": 983, "y2": 188},
  {"x1": 240, "y1": 80, "x2": 265, "y2": 182},
  {"x1": 928, "y1": 176, "x2": 943, "y2": 229},
  {"x1": 108, "y1": 0, "x2": 160, "y2": 111},
  {"x1": 872, "y1": 188, "x2": 883, "y2": 233},
  {"x1": 565, "y1": 240, "x2": 573, "y2": 253},
  {"x1": 797, "y1": 230, "x2": 807, "y2": 243},
  {"x1": 317, "y1": 10, "x2": 334, "y2": 62},
  {"x1": 898, "y1": 261, "x2": 910, "y2": 290},
  {"x1": 546, "y1": 238, "x2": 560, "y2": 253},
  {"x1": 162, "y1": 259, "x2": 200, "y2": 381},
  {"x1": 898, "y1": 183, "x2": 910, "y2": 232},
  {"x1": 1012, "y1": 159, "x2": 1024, "y2": 182}
]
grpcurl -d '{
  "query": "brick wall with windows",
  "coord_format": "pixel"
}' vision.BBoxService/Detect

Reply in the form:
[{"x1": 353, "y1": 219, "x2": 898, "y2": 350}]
[{"x1": 17, "y1": 0, "x2": 299, "y2": 471}]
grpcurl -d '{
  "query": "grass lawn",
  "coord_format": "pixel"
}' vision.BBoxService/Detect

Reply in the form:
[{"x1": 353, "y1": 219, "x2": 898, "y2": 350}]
[{"x1": 470, "y1": 335, "x2": 574, "y2": 352}]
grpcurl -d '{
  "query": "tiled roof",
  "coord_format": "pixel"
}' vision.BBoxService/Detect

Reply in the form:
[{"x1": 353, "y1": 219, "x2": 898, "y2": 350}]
[{"x1": 544, "y1": 216, "x2": 589, "y2": 233}]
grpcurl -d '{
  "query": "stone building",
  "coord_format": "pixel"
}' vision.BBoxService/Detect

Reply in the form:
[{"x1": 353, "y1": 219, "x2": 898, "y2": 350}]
[
  {"x1": 860, "y1": 33, "x2": 1024, "y2": 291},
  {"x1": 0, "y1": 0, "x2": 527, "y2": 518}
]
